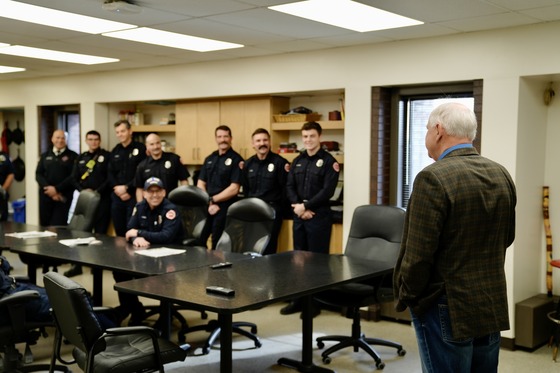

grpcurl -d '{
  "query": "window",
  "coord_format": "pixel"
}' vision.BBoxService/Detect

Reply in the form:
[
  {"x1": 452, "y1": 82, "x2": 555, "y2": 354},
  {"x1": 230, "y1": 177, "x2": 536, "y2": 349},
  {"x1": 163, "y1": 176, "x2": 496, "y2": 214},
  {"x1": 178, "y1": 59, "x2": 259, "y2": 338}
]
[{"x1": 397, "y1": 93, "x2": 474, "y2": 208}]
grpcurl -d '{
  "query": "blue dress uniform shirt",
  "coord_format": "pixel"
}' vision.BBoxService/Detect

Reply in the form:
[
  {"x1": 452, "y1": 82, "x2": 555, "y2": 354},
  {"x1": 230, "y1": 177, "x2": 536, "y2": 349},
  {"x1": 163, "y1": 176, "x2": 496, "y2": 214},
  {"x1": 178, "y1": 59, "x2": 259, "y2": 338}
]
[
  {"x1": 198, "y1": 147, "x2": 244, "y2": 197},
  {"x1": 127, "y1": 199, "x2": 184, "y2": 245},
  {"x1": 134, "y1": 151, "x2": 189, "y2": 192}
]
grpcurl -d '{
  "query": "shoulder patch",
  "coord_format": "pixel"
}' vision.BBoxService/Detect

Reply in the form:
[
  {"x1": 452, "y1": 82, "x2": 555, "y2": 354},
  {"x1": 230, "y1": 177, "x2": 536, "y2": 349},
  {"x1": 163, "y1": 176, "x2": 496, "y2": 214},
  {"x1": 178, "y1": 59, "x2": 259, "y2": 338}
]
[
  {"x1": 284, "y1": 163, "x2": 290, "y2": 173},
  {"x1": 166, "y1": 209, "x2": 176, "y2": 220},
  {"x1": 333, "y1": 162, "x2": 340, "y2": 173},
  {"x1": 239, "y1": 160, "x2": 244, "y2": 170}
]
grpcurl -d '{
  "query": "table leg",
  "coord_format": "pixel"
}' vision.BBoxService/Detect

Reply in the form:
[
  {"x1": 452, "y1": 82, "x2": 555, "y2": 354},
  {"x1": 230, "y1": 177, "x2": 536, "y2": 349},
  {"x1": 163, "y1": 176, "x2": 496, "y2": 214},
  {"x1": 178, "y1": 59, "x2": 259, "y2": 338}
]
[
  {"x1": 159, "y1": 301, "x2": 172, "y2": 340},
  {"x1": 91, "y1": 267, "x2": 103, "y2": 306},
  {"x1": 277, "y1": 296, "x2": 334, "y2": 373},
  {"x1": 219, "y1": 313, "x2": 233, "y2": 373}
]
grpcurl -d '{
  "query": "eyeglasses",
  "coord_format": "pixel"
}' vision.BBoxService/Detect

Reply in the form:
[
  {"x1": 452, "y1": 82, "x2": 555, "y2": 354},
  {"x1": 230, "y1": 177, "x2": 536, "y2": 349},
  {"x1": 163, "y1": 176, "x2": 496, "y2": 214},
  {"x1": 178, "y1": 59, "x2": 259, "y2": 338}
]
[{"x1": 145, "y1": 188, "x2": 164, "y2": 195}]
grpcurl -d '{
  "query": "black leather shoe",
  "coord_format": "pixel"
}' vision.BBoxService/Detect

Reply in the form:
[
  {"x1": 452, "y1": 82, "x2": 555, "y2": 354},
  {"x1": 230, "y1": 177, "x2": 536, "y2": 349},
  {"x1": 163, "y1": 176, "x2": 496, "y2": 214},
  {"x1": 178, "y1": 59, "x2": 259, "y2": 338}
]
[
  {"x1": 280, "y1": 300, "x2": 302, "y2": 315},
  {"x1": 64, "y1": 264, "x2": 83, "y2": 277}
]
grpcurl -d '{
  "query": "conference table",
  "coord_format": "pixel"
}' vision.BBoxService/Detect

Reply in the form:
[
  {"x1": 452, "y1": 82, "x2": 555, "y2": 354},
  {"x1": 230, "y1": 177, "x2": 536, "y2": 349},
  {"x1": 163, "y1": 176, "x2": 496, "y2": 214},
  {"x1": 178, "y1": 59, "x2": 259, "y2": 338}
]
[
  {"x1": 2, "y1": 221, "x2": 247, "y2": 337},
  {"x1": 115, "y1": 250, "x2": 395, "y2": 373}
]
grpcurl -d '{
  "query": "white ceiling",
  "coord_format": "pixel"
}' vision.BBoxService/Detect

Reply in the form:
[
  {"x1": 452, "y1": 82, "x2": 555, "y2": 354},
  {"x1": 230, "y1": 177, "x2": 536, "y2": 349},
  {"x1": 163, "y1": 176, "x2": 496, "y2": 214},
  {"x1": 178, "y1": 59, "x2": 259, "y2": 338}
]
[{"x1": 1, "y1": 0, "x2": 560, "y2": 82}]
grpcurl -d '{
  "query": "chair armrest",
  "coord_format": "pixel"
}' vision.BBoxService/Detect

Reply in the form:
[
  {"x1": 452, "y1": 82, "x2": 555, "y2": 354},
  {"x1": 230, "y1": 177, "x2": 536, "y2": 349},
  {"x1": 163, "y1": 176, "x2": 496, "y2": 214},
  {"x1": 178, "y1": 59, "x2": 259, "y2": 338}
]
[
  {"x1": 105, "y1": 325, "x2": 160, "y2": 339},
  {"x1": 0, "y1": 290, "x2": 39, "y2": 307}
]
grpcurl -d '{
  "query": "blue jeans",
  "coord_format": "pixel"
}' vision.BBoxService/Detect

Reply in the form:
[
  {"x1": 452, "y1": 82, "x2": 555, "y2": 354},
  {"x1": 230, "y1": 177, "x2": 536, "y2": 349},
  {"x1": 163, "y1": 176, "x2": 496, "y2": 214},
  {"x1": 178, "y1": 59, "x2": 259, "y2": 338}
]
[{"x1": 410, "y1": 295, "x2": 501, "y2": 373}]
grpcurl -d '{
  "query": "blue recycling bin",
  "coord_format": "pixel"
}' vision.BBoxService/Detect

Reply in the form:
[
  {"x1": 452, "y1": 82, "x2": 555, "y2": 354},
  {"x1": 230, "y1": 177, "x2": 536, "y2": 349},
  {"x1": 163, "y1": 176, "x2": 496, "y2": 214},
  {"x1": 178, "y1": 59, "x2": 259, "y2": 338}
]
[{"x1": 12, "y1": 199, "x2": 26, "y2": 223}]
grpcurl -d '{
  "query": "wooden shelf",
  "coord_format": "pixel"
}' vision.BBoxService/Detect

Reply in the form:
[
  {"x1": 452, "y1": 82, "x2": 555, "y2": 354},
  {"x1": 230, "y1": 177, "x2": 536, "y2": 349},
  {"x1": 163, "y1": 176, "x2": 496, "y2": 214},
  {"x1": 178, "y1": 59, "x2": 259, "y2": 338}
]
[
  {"x1": 272, "y1": 120, "x2": 344, "y2": 131},
  {"x1": 280, "y1": 152, "x2": 344, "y2": 164},
  {"x1": 131, "y1": 124, "x2": 176, "y2": 132}
]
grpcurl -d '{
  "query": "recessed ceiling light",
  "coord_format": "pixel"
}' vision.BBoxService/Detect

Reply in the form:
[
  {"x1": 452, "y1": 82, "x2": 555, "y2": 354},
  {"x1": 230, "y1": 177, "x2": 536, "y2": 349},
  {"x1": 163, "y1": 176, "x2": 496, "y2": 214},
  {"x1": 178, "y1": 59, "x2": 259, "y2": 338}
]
[
  {"x1": 103, "y1": 27, "x2": 243, "y2": 52},
  {"x1": 0, "y1": 65, "x2": 25, "y2": 74},
  {"x1": 0, "y1": 0, "x2": 136, "y2": 34},
  {"x1": 269, "y1": 0, "x2": 423, "y2": 32},
  {"x1": 0, "y1": 46, "x2": 119, "y2": 65}
]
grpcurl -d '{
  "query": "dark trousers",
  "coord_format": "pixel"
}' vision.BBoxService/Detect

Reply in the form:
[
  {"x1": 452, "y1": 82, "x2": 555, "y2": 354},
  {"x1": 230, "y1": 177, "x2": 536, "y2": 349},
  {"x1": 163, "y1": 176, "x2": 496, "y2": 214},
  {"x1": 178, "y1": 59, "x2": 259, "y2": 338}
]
[
  {"x1": 39, "y1": 193, "x2": 72, "y2": 226},
  {"x1": 200, "y1": 199, "x2": 235, "y2": 250},
  {"x1": 110, "y1": 193, "x2": 135, "y2": 237},
  {"x1": 292, "y1": 207, "x2": 332, "y2": 254},
  {"x1": 94, "y1": 194, "x2": 111, "y2": 234}
]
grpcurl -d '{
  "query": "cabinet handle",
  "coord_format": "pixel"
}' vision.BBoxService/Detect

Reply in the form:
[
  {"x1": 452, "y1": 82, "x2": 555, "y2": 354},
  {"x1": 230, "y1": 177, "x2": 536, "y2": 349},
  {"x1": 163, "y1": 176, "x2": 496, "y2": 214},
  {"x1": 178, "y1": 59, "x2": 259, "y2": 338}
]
[
  {"x1": 192, "y1": 148, "x2": 195, "y2": 160},
  {"x1": 197, "y1": 148, "x2": 200, "y2": 160}
]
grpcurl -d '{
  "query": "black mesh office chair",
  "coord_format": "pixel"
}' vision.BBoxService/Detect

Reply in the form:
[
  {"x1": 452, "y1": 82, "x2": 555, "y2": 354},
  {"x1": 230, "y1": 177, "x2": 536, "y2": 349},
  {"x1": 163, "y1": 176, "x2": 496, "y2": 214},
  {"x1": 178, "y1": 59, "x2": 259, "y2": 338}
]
[
  {"x1": 43, "y1": 271, "x2": 188, "y2": 373},
  {"x1": 178, "y1": 198, "x2": 275, "y2": 353},
  {"x1": 67, "y1": 190, "x2": 101, "y2": 232},
  {"x1": 143, "y1": 185, "x2": 209, "y2": 328},
  {"x1": 315, "y1": 205, "x2": 407, "y2": 370},
  {"x1": 0, "y1": 289, "x2": 69, "y2": 372}
]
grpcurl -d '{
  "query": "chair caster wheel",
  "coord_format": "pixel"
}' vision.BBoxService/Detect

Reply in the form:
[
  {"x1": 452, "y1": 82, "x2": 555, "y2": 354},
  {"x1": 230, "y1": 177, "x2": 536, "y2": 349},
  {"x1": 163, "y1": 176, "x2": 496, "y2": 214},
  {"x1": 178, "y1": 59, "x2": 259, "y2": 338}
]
[
  {"x1": 322, "y1": 356, "x2": 331, "y2": 364},
  {"x1": 376, "y1": 361, "x2": 385, "y2": 370},
  {"x1": 255, "y1": 340, "x2": 262, "y2": 348},
  {"x1": 398, "y1": 348, "x2": 407, "y2": 356},
  {"x1": 202, "y1": 347, "x2": 210, "y2": 355},
  {"x1": 317, "y1": 341, "x2": 325, "y2": 349}
]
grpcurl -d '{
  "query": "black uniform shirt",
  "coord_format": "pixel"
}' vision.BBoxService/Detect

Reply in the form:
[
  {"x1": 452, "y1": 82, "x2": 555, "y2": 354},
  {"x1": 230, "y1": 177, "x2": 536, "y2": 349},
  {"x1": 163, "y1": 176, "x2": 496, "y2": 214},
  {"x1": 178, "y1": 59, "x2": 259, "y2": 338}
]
[
  {"x1": 0, "y1": 153, "x2": 14, "y2": 185},
  {"x1": 134, "y1": 152, "x2": 189, "y2": 192},
  {"x1": 198, "y1": 148, "x2": 244, "y2": 197},
  {"x1": 108, "y1": 141, "x2": 146, "y2": 195},
  {"x1": 72, "y1": 148, "x2": 110, "y2": 194},
  {"x1": 243, "y1": 151, "x2": 289, "y2": 204},
  {"x1": 127, "y1": 199, "x2": 184, "y2": 245},
  {"x1": 35, "y1": 148, "x2": 78, "y2": 195},
  {"x1": 286, "y1": 148, "x2": 340, "y2": 211}
]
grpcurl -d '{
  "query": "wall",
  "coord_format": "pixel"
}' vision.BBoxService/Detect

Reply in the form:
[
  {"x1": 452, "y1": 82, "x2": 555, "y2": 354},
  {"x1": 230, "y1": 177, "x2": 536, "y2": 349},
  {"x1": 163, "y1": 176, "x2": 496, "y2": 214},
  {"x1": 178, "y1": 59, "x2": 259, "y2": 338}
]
[{"x1": 3, "y1": 21, "x2": 560, "y2": 340}]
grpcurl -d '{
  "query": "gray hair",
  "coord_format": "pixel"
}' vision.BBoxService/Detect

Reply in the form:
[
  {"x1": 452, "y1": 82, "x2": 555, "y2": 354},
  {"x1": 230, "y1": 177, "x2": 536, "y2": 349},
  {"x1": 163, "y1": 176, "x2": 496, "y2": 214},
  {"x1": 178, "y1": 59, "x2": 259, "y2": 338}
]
[{"x1": 428, "y1": 102, "x2": 477, "y2": 141}]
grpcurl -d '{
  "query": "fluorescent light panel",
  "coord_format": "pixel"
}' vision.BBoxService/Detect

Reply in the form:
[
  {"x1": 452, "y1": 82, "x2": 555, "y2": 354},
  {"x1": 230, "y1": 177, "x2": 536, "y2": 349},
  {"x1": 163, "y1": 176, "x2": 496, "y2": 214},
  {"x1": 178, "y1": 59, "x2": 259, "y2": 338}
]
[
  {"x1": 0, "y1": 65, "x2": 25, "y2": 74},
  {"x1": 103, "y1": 27, "x2": 243, "y2": 52},
  {"x1": 269, "y1": 0, "x2": 423, "y2": 32},
  {"x1": 0, "y1": 0, "x2": 136, "y2": 34},
  {"x1": 0, "y1": 45, "x2": 119, "y2": 65}
]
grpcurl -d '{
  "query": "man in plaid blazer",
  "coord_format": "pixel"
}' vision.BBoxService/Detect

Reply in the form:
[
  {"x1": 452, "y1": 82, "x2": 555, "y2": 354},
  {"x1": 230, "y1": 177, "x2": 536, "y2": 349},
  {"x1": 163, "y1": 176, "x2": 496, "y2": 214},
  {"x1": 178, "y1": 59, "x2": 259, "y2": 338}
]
[{"x1": 394, "y1": 102, "x2": 516, "y2": 373}]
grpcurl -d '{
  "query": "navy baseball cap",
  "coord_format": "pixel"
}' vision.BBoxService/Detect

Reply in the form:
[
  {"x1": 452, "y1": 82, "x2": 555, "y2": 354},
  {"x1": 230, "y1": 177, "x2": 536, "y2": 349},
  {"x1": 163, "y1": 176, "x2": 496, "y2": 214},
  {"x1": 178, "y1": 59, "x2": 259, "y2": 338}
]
[{"x1": 144, "y1": 177, "x2": 164, "y2": 190}]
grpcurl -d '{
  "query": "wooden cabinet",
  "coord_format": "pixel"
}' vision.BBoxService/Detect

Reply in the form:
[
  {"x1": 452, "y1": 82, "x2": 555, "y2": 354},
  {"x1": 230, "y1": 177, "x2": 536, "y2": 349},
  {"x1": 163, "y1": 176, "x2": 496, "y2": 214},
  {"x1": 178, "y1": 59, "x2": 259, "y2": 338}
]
[
  {"x1": 277, "y1": 220, "x2": 343, "y2": 254},
  {"x1": 175, "y1": 97, "x2": 289, "y2": 164}
]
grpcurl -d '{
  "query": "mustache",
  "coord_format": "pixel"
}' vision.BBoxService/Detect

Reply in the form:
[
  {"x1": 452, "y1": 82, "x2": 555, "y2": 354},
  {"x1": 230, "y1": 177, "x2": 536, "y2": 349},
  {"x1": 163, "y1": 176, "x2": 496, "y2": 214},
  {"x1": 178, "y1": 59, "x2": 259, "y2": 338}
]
[{"x1": 258, "y1": 145, "x2": 269, "y2": 150}]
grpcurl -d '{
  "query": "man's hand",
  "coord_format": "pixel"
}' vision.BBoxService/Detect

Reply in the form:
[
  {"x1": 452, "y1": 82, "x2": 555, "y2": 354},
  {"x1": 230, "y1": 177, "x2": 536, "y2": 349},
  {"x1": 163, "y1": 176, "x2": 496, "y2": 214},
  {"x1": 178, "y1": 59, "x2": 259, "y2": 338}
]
[
  {"x1": 292, "y1": 203, "x2": 315, "y2": 220},
  {"x1": 125, "y1": 228, "x2": 138, "y2": 241},
  {"x1": 132, "y1": 237, "x2": 150, "y2": 247},
  {"x1": 43, "y1": 185, "x2": 57, "y2": 197},
  {"x1": 208, "y1": 203, "x2": 220, "y2": 216},
  {"x1": 113, "y1": 185, "x2": 127, "y2": 197}
]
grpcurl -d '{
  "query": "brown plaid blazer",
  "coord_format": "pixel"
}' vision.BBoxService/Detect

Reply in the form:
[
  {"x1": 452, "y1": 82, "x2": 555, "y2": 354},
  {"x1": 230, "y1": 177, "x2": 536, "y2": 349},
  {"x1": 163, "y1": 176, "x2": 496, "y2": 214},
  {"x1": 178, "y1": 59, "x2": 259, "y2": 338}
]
[{"x1": 394, "y1": 147, "x2": 516, "y2": 339}]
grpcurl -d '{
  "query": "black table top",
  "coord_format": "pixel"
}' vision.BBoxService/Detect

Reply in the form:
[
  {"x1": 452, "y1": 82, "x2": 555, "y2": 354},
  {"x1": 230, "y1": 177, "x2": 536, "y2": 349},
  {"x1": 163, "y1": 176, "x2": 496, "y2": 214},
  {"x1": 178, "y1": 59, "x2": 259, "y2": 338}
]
[
  {"x1": 9, "y1": 235, "x2": 245, "y2": 276},
  {"x1": 0, "y1": 222, "x2": 93, "y2": 247},
  {"x1": 115, "y1": 250, "x2": 394, "y2": 314}
]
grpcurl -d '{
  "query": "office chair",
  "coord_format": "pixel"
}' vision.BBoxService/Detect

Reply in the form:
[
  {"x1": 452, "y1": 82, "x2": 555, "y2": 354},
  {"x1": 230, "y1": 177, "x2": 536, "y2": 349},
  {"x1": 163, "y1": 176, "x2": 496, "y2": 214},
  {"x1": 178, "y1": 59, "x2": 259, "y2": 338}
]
[
  {"x1": 67, "y1": 190, "x2": 101, "y2": 232},
  {"x1": 168, "y1": 185, "x2": 210, "y2": 247},
  {"x1": 315, "y1": 205, "x2": 407, "y2": 370},
  {"x1": 143, "y1": 185, "x2": 210, "y2": 328},
  {"x1": 0, "y1": 289, "x2": 69, "y2": 372},
  {"x1": 43, "y1": 271, "x2": 188, "y2": 373},
  {"x1": 178, "y1": 198, "x2": 275, "y2": 353}
]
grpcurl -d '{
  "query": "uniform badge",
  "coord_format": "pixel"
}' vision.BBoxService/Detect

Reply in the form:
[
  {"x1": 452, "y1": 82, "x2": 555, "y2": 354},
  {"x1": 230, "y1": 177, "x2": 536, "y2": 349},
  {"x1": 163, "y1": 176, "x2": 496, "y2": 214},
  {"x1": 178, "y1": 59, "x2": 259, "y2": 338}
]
[
  {"x1": 316, "y1": 159, "x2": 324, "y2": 167},
  {"x1": 98, "y1": 155, "x2": 104, "y2": 163},
  {"x1": 267, "y1": 163, "x2": 275, "y2": 172},
  {"x1": 132, "y1": 207, "x2": 137, "y2": 216},
  {"x1": 165, "y1": 160, "x2": 171, "y2": 169},
  {"x1": 62, "y1": 156, "x2": 69, "y2": 162},
  {"x1": 333, "y1": 162, "x2": 340, "y2": 172},
  {"x1": 133, "y1": 148, "x2": 139, "y2": 156},
  {"x1": 0, "y1": 155, "x2": 5, "y2": 162},
  {"x1": 166, "y1": 210, "x2": 176, "y2": 220},
  {"x1": 225, "y1": 158, "x2": 232, "y2": 166}
]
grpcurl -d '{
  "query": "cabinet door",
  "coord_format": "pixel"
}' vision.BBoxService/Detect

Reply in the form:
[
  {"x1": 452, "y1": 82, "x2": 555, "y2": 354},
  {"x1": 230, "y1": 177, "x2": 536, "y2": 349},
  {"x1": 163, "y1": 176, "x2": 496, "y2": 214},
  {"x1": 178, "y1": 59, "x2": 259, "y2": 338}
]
[
  {"x1": 176, "y1": 101, "x2": 219, "y2": 164},
  {"x1": 220, "y1": 98, "x2": 273, "y2": 160}
]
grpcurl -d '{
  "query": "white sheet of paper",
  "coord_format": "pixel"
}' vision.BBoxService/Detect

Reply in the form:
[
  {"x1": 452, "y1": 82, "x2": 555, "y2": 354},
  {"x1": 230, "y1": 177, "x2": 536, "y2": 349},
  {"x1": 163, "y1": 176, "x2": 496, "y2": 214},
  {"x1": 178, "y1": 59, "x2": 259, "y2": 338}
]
[
  {"x1": 135, "y1": 247, "x2": 186, "y2": 258},
  {"x1": 59, "y1": 237, "x2": 97, "y2": 247},
  {"x1": 5, "y1": 231, "x2": 58, "y2": 239}
]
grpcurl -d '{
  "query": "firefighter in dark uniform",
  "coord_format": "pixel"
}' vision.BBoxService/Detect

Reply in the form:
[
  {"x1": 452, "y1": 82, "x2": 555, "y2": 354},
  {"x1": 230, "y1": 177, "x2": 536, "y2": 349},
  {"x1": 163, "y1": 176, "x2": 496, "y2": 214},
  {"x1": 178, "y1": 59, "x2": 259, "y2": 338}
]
[
  {"x1": 281, "y1": 121, "x2": 340, "y2": 315},
  {"x1": 108, "y1": 120, "x2": 146, "y2": 237},
  {"x1": 65, "y1": 130, "x2": 111, "y2": 277},
  {"x1": 243, "y1": 128, "x2": 289, "y2": 255},
  {"x1": 113, "y1": 177, "x2": 183, "y2": 325},
  {"x1": 134, "y1": 133, "x2": 189, "y2": 202},
  {"x1": 0, "y1": 152, "x2": 14, "y2": 221},
  {"x1": 197, "y1": 125, "x2": 244, "y2": 250},
  {"x1": 36, "y1": 129, "x2": 78, "y2": 226}
]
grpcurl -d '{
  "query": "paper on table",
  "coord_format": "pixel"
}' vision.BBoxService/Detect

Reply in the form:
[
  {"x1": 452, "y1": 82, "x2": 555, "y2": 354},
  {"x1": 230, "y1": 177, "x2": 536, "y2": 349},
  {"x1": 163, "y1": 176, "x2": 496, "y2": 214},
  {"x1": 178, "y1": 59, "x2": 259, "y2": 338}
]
[
  {"x1": 135, "y1": 247, "x2": 186, "y2": 258},
  {"x1": 5, "y1": 231, "x2": 57, "y2": 239},
  {"x1": 59, "y1": 237, "x2": 97, "y2": 247}
]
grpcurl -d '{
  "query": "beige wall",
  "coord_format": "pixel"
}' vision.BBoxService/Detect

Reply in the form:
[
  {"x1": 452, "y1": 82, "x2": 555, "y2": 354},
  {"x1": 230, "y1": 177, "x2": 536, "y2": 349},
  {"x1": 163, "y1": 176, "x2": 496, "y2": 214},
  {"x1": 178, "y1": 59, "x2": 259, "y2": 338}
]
[{"x1": 3, "y1": 20, "x2": 560, "y2": 339}]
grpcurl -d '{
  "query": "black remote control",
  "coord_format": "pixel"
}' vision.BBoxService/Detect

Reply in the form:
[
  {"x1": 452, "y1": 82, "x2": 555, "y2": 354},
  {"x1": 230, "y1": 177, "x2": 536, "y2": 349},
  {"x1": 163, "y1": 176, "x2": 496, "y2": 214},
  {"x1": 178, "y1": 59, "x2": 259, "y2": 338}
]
[
  {"x1": 211, "y1": 262, "x2": 232, "y2": 269},
  {"x1": 206, "y1": 286, "x2": 235, "y2": 296}
]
